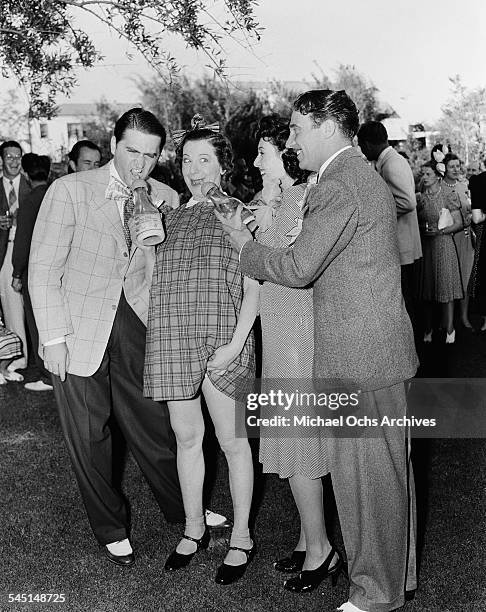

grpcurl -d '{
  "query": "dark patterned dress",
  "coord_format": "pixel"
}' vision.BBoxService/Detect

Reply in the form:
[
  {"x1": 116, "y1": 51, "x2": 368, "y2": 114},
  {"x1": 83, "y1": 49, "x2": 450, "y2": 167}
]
[
  {"x1": 417, "y1": 189, "x2": 464, "y2": 302},
  {"x1": 144, "y1": 200, "x2": 255, "y2": 401},
  {"x1": 256, "y1": 184, "x2": 329, "y2": 479}
]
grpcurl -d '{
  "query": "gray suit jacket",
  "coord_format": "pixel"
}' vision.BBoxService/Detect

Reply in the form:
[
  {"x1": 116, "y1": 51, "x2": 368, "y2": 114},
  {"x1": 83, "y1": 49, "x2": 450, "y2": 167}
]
[
  {"x1": 29, "y1": 163, "x2": 179, "y2": 377},
  {"x1": 375, "y1": 147, "x2": 422, "y2": 265},
  {"x1": 240, "y1": 147, "x2": 418, "y2": 390},
  {"x1": 0, "y1": 174, "x2": 31, "y2": 270}
]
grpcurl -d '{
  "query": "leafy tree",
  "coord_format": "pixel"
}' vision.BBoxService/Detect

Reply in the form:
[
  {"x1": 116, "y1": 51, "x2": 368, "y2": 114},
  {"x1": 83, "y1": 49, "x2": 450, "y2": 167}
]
[
  {"x1": 0, "y1": 89, "x2": 30, "y2": 144},
  {"x1": 435, "y1": 76, "x2": 486, "y2": 164},
  {"x1": 311, "y1": 63, "x2": 386, "y2": 123},
  {"x1": 82, "y1": 98, "x2": 121, "y2": 161},
  {"x1": 0, "y1": 0, "x2": 261, "y2": 118}
]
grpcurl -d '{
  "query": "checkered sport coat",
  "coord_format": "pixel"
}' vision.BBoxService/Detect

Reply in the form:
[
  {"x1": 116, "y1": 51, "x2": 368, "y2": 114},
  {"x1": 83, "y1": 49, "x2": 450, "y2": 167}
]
[{"x1": 29, "y1": 163, "x2": 179, "y2": 377}]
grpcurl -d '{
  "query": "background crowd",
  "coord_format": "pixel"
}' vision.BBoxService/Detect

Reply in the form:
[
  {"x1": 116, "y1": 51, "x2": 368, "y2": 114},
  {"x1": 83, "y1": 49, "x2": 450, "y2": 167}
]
[{"x1": 1, "y1": 112, "x2": 485, "y2": 388}]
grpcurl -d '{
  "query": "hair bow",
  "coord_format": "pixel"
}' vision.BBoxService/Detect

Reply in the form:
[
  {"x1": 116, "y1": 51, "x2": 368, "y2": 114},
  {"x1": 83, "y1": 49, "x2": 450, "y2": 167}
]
[{"x1": 171, "y1": 113, "x2": 220, "y2": 148}]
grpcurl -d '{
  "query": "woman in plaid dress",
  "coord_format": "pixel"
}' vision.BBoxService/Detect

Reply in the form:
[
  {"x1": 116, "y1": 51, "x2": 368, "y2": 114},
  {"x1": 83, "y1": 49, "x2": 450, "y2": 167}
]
[{"x1": 144, "y1": 118, "x2": 259, "y2": 584}]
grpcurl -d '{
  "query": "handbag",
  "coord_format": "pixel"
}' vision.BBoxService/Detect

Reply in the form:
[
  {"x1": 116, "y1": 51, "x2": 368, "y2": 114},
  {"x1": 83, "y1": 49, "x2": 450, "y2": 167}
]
[{"x1": 437, "y1": 207, "x2": 454, "y2": 230}]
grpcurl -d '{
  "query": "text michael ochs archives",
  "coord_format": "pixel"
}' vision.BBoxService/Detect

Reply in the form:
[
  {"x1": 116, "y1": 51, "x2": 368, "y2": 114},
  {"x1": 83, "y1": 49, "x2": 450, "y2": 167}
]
[{"x1": 243, "y1": 390, "x2": 437, "y2": 430}]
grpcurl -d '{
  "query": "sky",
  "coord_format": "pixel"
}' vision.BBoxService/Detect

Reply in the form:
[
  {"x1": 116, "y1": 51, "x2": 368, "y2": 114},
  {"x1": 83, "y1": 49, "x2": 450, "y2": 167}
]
[{"x1": 3, "y1": 0, "x2": 486, "y2": 123}]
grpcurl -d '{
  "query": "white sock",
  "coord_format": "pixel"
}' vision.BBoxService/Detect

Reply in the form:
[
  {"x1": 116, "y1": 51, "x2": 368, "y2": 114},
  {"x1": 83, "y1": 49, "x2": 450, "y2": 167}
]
[{"x1": 106, "y1": 538, "x2": 132, "y2": 556}]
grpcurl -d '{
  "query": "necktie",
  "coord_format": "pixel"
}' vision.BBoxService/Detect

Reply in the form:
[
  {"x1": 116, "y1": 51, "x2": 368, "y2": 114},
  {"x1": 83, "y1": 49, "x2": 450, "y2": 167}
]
[
  {"x1": 8, "y1": 180, "x2": 16, "y2": 209},
  {"x1": 106, "y1": 178, "x2": 134, "y2": 249},
  {"x1": 123, "y1": 194, "x2": 135, "y2": 249}
]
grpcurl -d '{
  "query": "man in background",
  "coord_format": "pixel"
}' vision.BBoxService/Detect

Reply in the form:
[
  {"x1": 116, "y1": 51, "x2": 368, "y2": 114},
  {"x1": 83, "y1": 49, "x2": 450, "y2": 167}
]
[
  {"x1": 68, "y1": 139, "x2": 102, "y2": 173},
  {"x1": 358, "y1": 122, "x2": 422, "y2": 321},
  {"x1": 12, "y1": 153, "x2": 53, "y2": 391},
  {"x1": 0, "y1": 140, "x2": 31, "y2": 376}
]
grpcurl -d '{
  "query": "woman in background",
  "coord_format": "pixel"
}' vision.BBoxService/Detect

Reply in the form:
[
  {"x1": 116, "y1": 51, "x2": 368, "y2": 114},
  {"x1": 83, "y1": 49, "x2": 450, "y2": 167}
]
[
  {"x1": 441, "y1": 153, "x2": 474, "y2": 329},
  {"x1": 417, "y1": 161, "x2": 463, "y2": 342},
  {"x1": 252, "y1": 115, "x2": 343, "y2": 593}
]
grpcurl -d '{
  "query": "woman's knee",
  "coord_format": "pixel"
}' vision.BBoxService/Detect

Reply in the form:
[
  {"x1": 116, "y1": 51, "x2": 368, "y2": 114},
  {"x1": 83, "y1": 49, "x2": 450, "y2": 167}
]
[{"x1": 217, "y1": 434, "x2": 251, "y2": 458}]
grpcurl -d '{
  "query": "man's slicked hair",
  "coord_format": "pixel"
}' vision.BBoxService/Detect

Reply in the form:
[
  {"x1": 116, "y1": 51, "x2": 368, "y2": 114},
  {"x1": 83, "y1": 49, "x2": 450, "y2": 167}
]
[
  {"x1": 113, "y1": 108, "x2": 166, "y2": 146},
  {"x1": 293, "y1": 90, "x2": 359, "y2": 140}
]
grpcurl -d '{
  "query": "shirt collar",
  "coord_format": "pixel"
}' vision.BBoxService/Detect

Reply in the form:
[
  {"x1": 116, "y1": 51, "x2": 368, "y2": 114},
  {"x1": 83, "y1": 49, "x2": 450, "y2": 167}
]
[
  {"x1": 317, "y1": 146, "x2": 352, "y2": 181},
  {"x1": 109, "y1": 160, "x2": 127, "y2": 187},
  {"x1": 3, "y1": 173, "x2": 21, "y2": 190}
]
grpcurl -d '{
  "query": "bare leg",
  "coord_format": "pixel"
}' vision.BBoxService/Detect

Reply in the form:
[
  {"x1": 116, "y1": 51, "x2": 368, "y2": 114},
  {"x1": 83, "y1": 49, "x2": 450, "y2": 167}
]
[
  {"x1": 202, "y1": 376, "x2": 253, "y2": 566},
  {"x1": 167, "y1": 397, "x2": 206, "y2": 554},
  {"x1": 423, "y1": 301, "x2": 434, "y2": 335},
  {"x1": 0, "y1": 358, "x2": 12, "y2": 383},
  {"x1": 441, "y1": 301, "x2": 454, "y2": 334},
  {"x1": 459, "y1": 295, "x2": 472, "y2": 328},
  {"x1": 289, "y1": 474, "x2": 335, "y2": 570}
]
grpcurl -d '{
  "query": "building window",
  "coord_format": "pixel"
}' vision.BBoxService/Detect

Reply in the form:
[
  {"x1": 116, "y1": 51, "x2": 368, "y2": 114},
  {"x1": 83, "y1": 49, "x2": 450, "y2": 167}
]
[
  {"x1": 67, "y1": 123, "x2": 84, "y2": 141},
  {"x1": 40, "y1": 123, "x2": 48, "y2": 139}
]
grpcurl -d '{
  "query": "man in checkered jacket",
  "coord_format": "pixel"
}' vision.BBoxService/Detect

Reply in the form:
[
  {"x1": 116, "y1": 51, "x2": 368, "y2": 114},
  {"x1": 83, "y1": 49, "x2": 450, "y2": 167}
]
[{"x1": 29, "y1": 108, "x2": 183, "y2": 566}]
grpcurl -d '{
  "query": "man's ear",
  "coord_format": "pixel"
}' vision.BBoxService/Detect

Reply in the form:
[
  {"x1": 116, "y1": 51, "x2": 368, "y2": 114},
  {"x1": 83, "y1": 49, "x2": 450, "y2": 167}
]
[
  {"x1": 68, "y1": 160, "x2": 76, "y2": 173},
  {"x1": 110, "y1": 136, "x2": 116, "y2": 156},
  {"x1": 319, "y1": 119, "x2": 336, "y2": 138}
]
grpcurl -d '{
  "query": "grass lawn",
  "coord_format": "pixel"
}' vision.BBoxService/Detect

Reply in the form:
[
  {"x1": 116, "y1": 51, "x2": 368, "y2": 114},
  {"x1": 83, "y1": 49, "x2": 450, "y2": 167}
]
[{"x1": 1, "y1": 327, "x2": 485, "y2": 612}]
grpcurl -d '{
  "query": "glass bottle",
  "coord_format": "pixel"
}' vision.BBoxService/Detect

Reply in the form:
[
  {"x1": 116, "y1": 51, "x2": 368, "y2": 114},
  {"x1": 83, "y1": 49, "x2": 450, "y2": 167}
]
[
  {"x1": 128, "y1": 179, "x2": 165, "y2": 246},
  {"x1": 202, "y1": 182, "x2": 256, "y2": 229}
]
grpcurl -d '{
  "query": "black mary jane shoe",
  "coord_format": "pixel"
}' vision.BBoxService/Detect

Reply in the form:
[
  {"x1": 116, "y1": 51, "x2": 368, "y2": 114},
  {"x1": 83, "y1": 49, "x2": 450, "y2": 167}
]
[
  {"x1": 274, "y1": 550, "x2": 306, "y2": 573},
  {"x1": 164, "y1": 530, "x2": 210, "y2": 571},
  {"x1": 214, "y1": 544, "x2": 256, "y2": 585},
  {"x1": 283, "y1": 547, "x2": 344, "y2": 593}
]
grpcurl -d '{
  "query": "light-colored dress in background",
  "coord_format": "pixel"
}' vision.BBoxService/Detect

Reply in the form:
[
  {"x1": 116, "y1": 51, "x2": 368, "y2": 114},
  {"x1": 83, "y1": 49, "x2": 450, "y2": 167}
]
[{"x1": 256, "y1": 183, "x2": 329, "y2": 479}]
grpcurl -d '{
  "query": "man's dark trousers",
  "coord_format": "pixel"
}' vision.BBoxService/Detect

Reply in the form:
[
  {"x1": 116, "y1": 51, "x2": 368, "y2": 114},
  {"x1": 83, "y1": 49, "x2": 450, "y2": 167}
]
[{"x1": 52, "y1": 292, "x2": 184, "y2": 544}]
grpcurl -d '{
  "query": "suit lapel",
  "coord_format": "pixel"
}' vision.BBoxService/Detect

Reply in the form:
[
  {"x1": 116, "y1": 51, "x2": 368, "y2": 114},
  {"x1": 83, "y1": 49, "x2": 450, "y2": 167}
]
[{"x1": 89, "y1": 165, "x2": 127, "y2": 251}]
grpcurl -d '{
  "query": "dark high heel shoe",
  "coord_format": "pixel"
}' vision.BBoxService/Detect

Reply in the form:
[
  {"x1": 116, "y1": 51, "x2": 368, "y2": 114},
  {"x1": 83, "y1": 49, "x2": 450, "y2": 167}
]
[
  {"x1": 214, "y1": 544, "x2": 256, "y2": 585},
  {"x1": 283, "y1": 547, "x2": 344, "y2": 593},
  {"x1": 164, "y1": 530, "x2": 210, "y2": 571},
  {"x1": 274, "y1": 550, "x2": 306, "y2": 573}
]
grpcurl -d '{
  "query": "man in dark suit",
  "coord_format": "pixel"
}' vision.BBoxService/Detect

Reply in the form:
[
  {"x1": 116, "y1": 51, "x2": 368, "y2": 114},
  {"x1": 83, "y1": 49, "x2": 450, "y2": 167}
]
[
  {"x1": 217, "y1": 90, "x2": 418, "y2": 612},
  {"x1": 11, "y1": 154, "x2": 53, "y2": 391},
  {"x1": 0, "y1": 140, "x2": 31, "y2": 375}
]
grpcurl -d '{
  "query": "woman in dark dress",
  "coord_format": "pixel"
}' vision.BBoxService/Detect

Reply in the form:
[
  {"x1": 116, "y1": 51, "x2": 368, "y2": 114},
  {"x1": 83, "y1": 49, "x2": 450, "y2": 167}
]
[{"x1": 144, "y1": 117, "x2": 259, "y2": 585}]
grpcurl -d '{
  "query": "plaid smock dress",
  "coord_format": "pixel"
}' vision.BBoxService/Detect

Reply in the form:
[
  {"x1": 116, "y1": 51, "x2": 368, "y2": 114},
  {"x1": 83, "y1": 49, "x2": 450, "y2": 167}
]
[{"x1": 144, "y1": 200, "x2": 255, "y2": 401}]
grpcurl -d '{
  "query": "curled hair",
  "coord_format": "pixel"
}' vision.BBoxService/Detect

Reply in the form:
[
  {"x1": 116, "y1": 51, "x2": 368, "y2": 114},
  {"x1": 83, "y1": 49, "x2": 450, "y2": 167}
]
[
  {"x1": 176, "y1": 116, "x2": 234, "y2": 175},
  {"x1": 114, "y1": 107, "x2": 166, "y2": 147},
  {"x1": 422, "y1": 160, "x2": 441, "y2": 176},
  {"x1": 293, "y1": 89, "x2": 359, "y2": 139},
  {"x1": 443, "y1": 152, "x2": 460, "y2": 168},
  {"x1": 255, "y1": 114, "x2": 309, "y2": 183}
]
